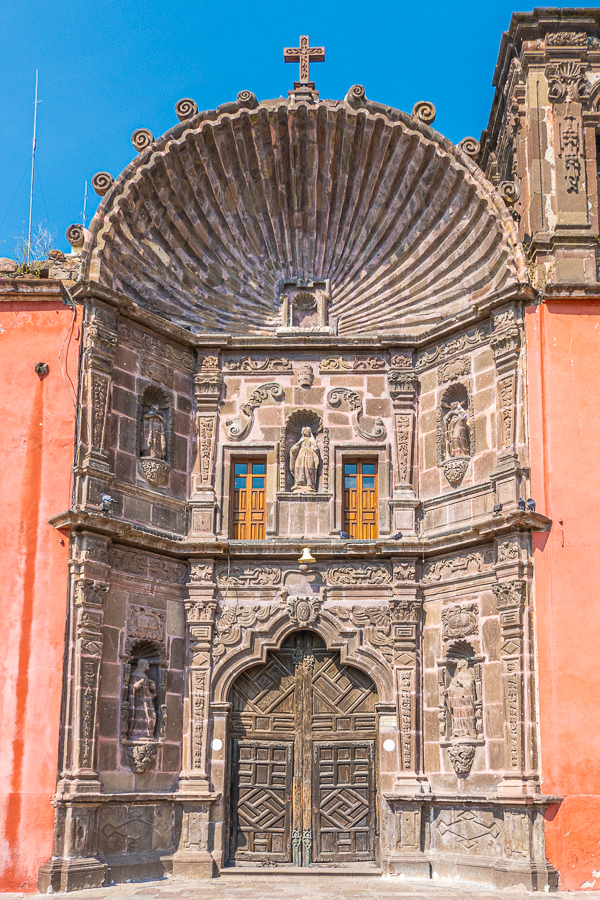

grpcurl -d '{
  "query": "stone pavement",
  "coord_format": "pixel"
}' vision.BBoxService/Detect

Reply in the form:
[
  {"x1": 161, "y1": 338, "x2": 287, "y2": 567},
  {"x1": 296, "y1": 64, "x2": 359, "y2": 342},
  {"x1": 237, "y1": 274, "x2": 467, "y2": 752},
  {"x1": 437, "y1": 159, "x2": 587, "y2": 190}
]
[{"x1": 4, "y1": 875, "x2": 600, "y2": 900}]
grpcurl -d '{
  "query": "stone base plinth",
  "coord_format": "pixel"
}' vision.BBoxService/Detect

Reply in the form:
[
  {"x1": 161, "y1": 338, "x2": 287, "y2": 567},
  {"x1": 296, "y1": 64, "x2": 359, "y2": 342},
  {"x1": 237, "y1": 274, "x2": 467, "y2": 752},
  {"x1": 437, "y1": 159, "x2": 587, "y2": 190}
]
[
  {"x1": 38, "y1": 857, "x2": 108, "y2": 893},
  {"x1": 172, "y1": 849, "x2": 218, "y2": 878}
]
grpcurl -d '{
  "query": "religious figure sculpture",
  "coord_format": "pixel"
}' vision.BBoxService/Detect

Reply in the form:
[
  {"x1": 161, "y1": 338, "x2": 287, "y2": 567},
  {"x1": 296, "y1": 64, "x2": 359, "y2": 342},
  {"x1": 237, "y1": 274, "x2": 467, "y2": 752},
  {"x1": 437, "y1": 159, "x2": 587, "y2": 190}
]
[
  {"x1": 446, "y1": 659, "x2": 477, "y2": 739},
  {"x1": 141, "y1": 405, "x2": 167, "y2": 459},
  {"x1": 444, "y1": 401, "x2": 470, "y2": 458},
  {"x1": 289, "y1": 426, "x2": 320, "y2": 493},
  {"x1": 127, "y1": 659, "x2": 157, "y2": 741}
]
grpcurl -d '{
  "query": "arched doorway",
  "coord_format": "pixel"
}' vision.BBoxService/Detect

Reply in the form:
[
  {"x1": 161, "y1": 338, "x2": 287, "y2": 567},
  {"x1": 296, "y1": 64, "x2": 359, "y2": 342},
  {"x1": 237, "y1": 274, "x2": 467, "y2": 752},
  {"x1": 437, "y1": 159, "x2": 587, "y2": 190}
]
[{"x1": 228, "y1": 631, "x2": 379, "y2": 867}]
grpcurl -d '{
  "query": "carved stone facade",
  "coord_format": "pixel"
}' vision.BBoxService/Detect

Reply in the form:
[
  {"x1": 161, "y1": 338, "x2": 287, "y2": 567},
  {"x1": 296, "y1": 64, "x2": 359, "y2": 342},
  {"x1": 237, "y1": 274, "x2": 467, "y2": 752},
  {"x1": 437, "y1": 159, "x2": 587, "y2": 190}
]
[{"x1": 39, "y1": 56, "x2": 560, "y2": 895}]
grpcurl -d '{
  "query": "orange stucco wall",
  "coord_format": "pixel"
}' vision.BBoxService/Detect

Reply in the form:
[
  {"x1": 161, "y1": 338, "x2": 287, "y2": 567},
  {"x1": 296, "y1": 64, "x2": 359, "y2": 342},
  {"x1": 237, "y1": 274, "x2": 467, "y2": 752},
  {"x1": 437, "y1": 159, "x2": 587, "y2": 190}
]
[
  {"x1": 0, "y1": 294, "x2": 80, "y2": 891},
  {"x1": 527, "y1": 300, "x2": 600, "y2": 891}
]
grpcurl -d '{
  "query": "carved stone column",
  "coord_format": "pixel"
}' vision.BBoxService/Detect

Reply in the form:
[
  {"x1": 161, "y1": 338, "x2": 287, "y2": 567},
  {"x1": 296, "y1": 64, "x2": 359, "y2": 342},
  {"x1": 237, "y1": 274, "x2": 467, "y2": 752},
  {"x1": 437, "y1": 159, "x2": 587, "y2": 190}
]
[
  {"x1": 388, "y1": 353, "x2": 419, "y2": 534},
  {"x1": 81, "y1": 302, "x2": 117, "y2": 478},
  {"x1": 190, "y1": 356, "x2": 223, "y2": 537},
  {"x1": 173, "y1": 558, "x2": 219, "y2": 878},
  {"x1": 493, "y1": 577, "x2": 530, "y2": 796},
  {"x1": 39, "y1": 534, "x2": 111, "y2": 892},
  {"x1": 389, "y1": 558, "x2": 429, "y2": 795}
]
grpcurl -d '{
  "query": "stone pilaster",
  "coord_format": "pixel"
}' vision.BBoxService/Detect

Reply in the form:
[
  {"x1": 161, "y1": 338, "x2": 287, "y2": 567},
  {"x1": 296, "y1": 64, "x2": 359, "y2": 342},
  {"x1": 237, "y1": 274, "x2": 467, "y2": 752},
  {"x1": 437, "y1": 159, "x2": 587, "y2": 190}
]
[
  {"x1": 81, "y1": 302, "x2": 117, "y2": 477},
  {"x1": 39, "y1": 534, "x2": 111, "y2": 892},
  {"x1": 190, "y1": 357, "x2": 223, "y2": 537},
  {"x1": 173, "y1": 558, "x2": 219, "y2": 877},
  {"x1": 389, "y1": 558, "x2": 429, "y2": 795},
  {"x1": 388, "y1": 355, "x2": 419, "y2": 534}
]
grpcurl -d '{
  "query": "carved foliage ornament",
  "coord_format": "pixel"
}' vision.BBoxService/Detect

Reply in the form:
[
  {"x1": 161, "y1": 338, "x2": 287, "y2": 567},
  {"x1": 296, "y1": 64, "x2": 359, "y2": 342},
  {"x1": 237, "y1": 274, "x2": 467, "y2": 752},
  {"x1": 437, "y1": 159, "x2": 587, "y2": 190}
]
[
  {"x1": 225, "y1": 382, "x2": 284, "y2": 441},
  {"x1": 492, "y1": 580, "x2": 526, "y2": 609},
  {"x1": 327, "y1": 387, "x2": 386, "y2": 441},
  {"x1": 546, "y1": 61, "x2": 587, "y2": 103}
]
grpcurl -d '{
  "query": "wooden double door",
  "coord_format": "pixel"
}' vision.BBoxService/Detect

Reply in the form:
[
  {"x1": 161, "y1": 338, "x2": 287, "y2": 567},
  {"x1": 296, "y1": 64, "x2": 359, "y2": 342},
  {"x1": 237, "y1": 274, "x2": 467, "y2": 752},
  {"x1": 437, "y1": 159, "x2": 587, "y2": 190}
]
[{"x1": 229, "y1": 632, "x2": 378, "y2": 866}]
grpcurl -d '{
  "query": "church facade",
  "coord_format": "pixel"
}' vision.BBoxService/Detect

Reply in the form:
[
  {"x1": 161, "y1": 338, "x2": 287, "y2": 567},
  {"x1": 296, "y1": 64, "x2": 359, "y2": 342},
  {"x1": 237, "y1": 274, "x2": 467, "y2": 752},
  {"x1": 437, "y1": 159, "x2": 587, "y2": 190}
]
[{"x1": 3, "y1": 8, "x2": 600, "y2": 893}]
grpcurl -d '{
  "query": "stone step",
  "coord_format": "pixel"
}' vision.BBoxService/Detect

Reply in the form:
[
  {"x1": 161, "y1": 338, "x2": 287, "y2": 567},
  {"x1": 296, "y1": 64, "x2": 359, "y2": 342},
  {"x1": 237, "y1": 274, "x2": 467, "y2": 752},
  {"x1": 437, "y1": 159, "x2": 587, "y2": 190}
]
[{"x1": 220, "y1": 866, "x2": 383, "y2": 876}]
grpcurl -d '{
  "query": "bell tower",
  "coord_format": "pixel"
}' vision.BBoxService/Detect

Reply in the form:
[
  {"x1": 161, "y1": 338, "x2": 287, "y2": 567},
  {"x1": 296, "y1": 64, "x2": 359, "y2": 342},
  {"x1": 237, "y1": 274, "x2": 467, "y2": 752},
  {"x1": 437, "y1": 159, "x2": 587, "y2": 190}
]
[{"x1": 481, "y1": 9, "x2": 600, "y2": 286}]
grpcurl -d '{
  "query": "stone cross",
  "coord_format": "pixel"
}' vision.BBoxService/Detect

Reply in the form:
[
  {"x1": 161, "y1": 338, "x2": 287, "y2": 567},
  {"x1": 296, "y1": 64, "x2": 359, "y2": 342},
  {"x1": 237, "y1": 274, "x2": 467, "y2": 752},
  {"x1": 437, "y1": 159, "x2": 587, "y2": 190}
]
[{"x1": 284, "y1": 35, "x2": 325, "y2": 85}]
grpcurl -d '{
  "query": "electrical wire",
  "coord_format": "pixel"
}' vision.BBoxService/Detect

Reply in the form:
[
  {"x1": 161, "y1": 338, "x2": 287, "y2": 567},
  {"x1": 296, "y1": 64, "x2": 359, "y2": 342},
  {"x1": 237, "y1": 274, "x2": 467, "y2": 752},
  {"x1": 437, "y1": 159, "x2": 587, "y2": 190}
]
[{"x1": 58, "y1": 285, "x2": 79, "y2": 409}]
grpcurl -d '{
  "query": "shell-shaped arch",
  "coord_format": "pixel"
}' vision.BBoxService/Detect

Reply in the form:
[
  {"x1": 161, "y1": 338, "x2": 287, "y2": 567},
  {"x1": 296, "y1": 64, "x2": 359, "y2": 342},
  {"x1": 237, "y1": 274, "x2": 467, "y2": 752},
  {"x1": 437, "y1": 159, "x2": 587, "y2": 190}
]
[{"x1": 83, "y1": 96, "x2": 528, "y2": 336}]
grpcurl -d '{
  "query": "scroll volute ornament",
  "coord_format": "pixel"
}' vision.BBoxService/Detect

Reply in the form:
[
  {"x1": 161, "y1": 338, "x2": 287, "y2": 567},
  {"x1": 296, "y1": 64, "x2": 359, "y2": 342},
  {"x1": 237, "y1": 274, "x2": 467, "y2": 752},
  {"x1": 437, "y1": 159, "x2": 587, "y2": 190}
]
[{"x1": 327, "y1": 387, "x2": 386, "y2": 441}]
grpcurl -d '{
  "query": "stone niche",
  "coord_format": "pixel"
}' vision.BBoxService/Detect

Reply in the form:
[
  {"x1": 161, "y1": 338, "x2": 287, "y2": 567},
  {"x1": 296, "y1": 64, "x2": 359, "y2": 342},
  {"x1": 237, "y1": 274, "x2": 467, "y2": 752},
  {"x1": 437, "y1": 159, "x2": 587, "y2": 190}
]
[
  {"x1": 277, "y1": 408, "x2": 332, "y2": 537},
  {"x1": 277, "y1": 279, "x2": 333, "y2": 334}
]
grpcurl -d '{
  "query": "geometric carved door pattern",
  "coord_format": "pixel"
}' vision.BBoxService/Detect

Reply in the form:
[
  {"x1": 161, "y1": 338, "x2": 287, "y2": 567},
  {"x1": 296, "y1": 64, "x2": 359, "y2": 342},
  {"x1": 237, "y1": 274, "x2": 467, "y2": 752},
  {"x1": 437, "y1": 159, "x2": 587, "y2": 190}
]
[{"x1": 229, "y1": 631, "x2": 378, "y2": 866}]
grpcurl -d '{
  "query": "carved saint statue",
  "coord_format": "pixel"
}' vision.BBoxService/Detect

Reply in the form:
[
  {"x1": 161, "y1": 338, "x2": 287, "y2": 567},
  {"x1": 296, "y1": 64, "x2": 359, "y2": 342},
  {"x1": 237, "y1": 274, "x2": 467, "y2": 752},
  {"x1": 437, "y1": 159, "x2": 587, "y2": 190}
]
[
  {"x1": 128, "y1": 659, "x2": 157, "y2": 741},
  {"x1": 446, "y1": 659, "x2": 477, "y2": 739},
  {"x1": 444, "y1": 401, "x2": 470, "y2": 458},
  {"x1": 141, "y1": 405, "x2": 167, "y2": 460},
  {"x1": 289, "y1": 426, "x2": 320, "y2": 493}
]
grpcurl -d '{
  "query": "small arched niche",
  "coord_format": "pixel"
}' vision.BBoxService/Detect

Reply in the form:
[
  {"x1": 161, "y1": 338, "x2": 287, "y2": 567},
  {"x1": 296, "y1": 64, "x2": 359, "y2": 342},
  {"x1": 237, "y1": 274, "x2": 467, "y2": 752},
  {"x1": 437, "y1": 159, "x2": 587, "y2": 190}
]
[
  {"x1": 279, "y1": 408, "x2": 329, "y2": 494},
  {"x1": 436, "y1": 383, "x2": 474, "y2": 489},
  {"x1": 137, "y1": 384, "x2": 171, "y2": 486}
]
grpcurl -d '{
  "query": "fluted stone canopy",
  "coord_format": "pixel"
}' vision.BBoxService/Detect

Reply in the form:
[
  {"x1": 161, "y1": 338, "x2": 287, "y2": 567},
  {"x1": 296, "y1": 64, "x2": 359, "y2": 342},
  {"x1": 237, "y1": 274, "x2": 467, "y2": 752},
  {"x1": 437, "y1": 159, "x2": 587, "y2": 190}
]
[{"x1": 83, "y1": 90, "x2": 528, "y2": 336}]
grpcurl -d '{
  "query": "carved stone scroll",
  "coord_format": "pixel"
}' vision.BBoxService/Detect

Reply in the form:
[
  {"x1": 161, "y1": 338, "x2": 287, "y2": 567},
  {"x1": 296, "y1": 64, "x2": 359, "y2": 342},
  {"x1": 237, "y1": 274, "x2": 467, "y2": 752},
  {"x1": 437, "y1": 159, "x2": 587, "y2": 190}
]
[
  {"x1": 327, "y1": 387, "x2": 386, "y2": 441},
  {"x1": 225, "y1": 357, "x2": 292, "y2": 373},
  {"x1": 225, "y1": 382, "x2": 284, "y2": 441}
]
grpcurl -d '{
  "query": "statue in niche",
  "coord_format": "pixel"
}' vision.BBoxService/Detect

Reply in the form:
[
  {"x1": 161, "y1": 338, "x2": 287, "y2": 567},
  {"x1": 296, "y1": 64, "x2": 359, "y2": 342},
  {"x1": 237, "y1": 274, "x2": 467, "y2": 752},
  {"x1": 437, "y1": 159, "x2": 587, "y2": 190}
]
[
  {"x1": 446, "y1": 659, "x2": 477, "y2": 739},
  {"x1": 444, "y1": 401, "x2": 470, "y2": 458},
  {"x1": 290, "y1": 426, "x2": 320, "y2": 493},
  {"x1": 128, "y1": 659, "x2": 157, "y2": 740},
  {"x1": 141, "y1": 405, "x2": 167, "y2": 460}
]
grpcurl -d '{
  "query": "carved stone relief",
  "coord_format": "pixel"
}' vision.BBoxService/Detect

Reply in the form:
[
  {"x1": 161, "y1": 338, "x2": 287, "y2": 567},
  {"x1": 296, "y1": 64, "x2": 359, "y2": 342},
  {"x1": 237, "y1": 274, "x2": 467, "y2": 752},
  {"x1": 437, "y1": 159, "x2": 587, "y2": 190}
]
[
  {"x1": 225, "y1": 357, "x2": 292, "y2": 373},
  {"x1": 423, "y1": 549, "x2": 493, "y2": 583},
  {"x1": 215, "y1": 564, "x2": 281, "y2": 588},
  {"x1": 225, "y1": 382, "x2": 284, "y2": 441},
  {"x1": 327, "y1": 387, "x2": 387, "y2": 441},
  {"x1": 442, "y1": 603, "x2": 479, "y2": 641},
  {"x1": 127, "y1": 606, "x2": 166, "y2": 642},
  {"x1": 327, "y1": 562, "x2": 392, "y2": 586},
  {"x1": 417, "y1": 325, "x2": 489, "y2": 371}
]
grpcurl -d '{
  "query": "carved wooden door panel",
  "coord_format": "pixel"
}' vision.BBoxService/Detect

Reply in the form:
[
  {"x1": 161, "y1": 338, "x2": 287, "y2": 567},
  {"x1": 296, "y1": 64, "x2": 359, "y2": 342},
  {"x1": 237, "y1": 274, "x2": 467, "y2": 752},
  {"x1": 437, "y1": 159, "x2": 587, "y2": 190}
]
[{"x1": 229, "y1": 632, "x2": 378, "y2": 866}]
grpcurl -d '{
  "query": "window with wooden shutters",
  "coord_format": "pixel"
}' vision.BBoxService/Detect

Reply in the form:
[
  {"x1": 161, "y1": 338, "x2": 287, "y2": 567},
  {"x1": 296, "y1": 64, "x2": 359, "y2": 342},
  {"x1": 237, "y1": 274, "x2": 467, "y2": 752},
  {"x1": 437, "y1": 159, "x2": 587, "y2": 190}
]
[
  {"x1": 342, "y1": 459, "x2": 378, "y2": 539},
  {"x1": 231, "y1": 458, "x2": 267, "y2": 539}
]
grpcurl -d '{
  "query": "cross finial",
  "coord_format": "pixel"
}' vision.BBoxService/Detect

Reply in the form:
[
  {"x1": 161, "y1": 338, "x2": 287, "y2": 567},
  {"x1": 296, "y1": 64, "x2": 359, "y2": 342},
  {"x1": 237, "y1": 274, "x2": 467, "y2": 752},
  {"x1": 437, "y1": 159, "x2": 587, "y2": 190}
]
[{"x1": 284, "y1": 35, "x2": 325, "y2": 88}]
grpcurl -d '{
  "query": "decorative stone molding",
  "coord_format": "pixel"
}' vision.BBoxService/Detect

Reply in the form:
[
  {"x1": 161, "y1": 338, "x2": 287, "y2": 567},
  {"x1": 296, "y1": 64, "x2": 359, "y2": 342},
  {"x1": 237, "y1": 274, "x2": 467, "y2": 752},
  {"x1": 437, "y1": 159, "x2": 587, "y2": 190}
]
[
  {"x1": 334, "y1": 604, "x2": 393, "y2": 663},
  {"x1": 492, "y1": 580, "x2": 526, "y2": 610},
  {"x1": 225, "y1": 382, "x2": 284, "y2": 441},
  {"x1": 131, "y1": 129, "x2": 154, "y2": 152},
  {"x1": 225, "y1": 356, "x2": 292, "y2": 373},
  {"x1": 296, "y1": 364, "x2": 314, "y2": 387},
  {"x1": 423, "y1": 549, "x2": 493, "y2": 583},
  {"x1": 327, "y1": 562, "x2": 392, "y2": 586},
  {"x1": 83, "y1": 304, "x2": 118, "y2": 473},
  {"x1": 215, "y1": 564, "x2": 281, "y2": 588},
  {"x1": 212, "y1": 605, "x2": 276, "y2": 659},
  {"x1": 417, "y1": 325, "x2": 489, "y2": 371},
  {"x1": 327, "y1": 387, "x2": 386, "y2": 441},
  {"x1": 546, "y1": 61, "x2": 587, "y2": 104},
  {"x1": 412, "y1": 100, "x2": 436, "y2": 124},
  {"x1": 109, "y1": 547, "x2": 148, "y2": 576},
  {"x1": 190, "y1": 563, "x2": 214, "y2": 583}
]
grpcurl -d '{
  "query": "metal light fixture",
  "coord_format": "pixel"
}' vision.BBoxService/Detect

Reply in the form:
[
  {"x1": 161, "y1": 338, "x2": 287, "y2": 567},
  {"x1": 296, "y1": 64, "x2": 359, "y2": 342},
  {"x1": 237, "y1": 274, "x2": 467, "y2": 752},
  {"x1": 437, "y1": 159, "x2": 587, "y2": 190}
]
[{"x1": 298, "y1": 547, "x2": 316, "y2": 572}]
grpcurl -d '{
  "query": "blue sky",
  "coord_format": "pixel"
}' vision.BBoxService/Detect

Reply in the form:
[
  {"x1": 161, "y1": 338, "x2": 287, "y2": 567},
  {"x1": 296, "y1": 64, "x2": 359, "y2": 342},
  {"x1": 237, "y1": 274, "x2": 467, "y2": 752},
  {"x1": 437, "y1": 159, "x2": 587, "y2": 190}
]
[{"x1": 1, "y1": 0, "x2": 597, "y2": 257}]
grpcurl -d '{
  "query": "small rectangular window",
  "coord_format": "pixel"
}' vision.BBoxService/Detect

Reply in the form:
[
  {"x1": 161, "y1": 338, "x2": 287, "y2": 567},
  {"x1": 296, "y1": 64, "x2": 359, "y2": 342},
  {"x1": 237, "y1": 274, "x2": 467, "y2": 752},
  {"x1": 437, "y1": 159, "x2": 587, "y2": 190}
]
[
  {"x1": 342, "y1": 458, "x2": 378, "y2": 539},
  {"x1": 230, "y1": 456, "x2": 267, "y2": 539}
]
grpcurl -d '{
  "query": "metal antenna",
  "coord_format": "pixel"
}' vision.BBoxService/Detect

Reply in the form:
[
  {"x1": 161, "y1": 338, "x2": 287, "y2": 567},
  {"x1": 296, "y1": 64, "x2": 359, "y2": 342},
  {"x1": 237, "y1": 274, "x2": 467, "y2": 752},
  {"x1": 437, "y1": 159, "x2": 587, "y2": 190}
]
[
  {"x1": 82, "y1": 180, "x2": 88, "y2": 228},
  {"x1": 27, "y1": 70, "x2": 40, "y2": 265}
]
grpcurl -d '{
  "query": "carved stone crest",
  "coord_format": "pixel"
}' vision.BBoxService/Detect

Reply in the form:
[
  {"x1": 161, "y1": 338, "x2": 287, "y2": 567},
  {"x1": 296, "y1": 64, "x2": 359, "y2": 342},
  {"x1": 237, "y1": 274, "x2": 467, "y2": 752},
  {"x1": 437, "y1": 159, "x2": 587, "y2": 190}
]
[
  {"x1": 127, "y1": 606, "x2": 166, "y2": 642},
  {"x1": 442, "y1": 604, "x2": 478, "y2": 641},
  {"x1": 285, "y1": 594, "x2": 321, "y2": 626}
]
